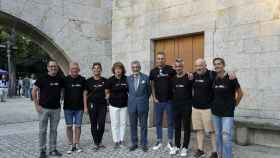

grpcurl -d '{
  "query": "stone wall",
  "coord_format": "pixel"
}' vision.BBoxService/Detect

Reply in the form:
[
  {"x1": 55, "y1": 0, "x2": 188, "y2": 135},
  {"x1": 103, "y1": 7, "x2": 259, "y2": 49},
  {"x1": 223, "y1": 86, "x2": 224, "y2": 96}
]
[
  {"x1": 112, "y1": 0, "x2": 280, "y2": 120},
  {"x1": 0, "y1": 0, "x2": 112, "y2": 77}
]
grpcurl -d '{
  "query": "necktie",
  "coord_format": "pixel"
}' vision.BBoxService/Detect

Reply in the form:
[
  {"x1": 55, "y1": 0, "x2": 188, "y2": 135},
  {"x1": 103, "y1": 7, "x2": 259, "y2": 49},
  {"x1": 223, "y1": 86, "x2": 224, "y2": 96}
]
[{"x1": 134, "y1": 75, "x2": 139, "y2": 91}]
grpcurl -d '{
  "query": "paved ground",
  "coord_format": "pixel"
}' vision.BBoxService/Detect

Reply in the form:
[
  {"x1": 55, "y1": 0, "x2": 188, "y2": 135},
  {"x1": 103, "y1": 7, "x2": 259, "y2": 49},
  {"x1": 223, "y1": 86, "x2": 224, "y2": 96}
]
[{"x1": 0, "y1": 98, "x2": 280, "y2": 158}]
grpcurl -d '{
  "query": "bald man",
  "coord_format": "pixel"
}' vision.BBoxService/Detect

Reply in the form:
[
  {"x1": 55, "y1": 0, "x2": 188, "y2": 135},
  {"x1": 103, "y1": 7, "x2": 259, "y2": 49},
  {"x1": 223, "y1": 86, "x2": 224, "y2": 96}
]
[
  {"x1": 63, "y1": 62, "x2": 86, "y2": 154},
  {"x1": 192, "y1": 58, "x2": 218, "y2": 158},
  {"x1": 192, "y1": 58, "x2": 236, "y2": 158}
]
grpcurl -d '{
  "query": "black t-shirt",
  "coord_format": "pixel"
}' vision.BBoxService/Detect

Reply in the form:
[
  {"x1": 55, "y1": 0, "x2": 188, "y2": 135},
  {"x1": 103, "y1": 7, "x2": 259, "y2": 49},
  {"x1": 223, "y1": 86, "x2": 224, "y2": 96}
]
[
  {"x1": 105, "y1": 75, "x2": 128, "y2": 108},
  {"x1": 211, "y1": 74, "x2": 240, "y2": 117},
  {"x1": 192, "y1": 70, "x2": 216, "y2": 109},
  {"x1": 172, "y1": 74, "x2": 193, "y2": 112},
  {"x1": 34, "y1": 74, "x2": 64, "y2": 109},
  {"x1": 63, "y1": 75, "x2": 86, "y2": 110},
  {"x1": 86, "y1": 77, "x2": 107, "y2": 106},
  {"x1": 149, "y1": 65, "x2": 176, "y2": 102}
]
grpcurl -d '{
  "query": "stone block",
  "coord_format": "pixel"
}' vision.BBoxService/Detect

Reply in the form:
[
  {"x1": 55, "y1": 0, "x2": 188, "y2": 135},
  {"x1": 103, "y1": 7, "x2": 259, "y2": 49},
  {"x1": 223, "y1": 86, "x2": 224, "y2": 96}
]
[{"x1": 235, "y1": 126, "x2": 250, "y2": 146}]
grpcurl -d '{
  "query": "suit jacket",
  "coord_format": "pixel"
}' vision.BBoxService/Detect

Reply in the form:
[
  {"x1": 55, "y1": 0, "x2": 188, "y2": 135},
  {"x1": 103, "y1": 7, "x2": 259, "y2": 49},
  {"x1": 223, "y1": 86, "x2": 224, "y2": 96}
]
[{"x1": 127, "y1": 72, "x2": 151, "y2": 113}]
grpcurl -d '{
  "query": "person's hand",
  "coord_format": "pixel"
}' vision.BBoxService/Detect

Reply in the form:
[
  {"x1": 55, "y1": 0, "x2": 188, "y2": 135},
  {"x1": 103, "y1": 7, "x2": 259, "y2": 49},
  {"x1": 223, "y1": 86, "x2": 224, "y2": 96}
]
[
  {"x1": 228, "y1": 71, "x2": 236, "y2": 80},
  {"x1": 84, "y1": 107, "x2": 88, "y2": 113},
  {"x1": 35, "y1": 105, "x2": 43, "y2": 113},
  {"x1": 153, "y1": 97, "x2": 159, "y2": 103},
  {"x1": 186, "y1": 72, "x2": 193, "y2": 80}
]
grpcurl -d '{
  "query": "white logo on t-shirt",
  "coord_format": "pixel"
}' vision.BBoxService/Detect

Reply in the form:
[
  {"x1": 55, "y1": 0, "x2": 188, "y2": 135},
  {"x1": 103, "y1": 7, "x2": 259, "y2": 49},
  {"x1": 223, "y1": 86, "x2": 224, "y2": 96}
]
[
  {"x1": 72, "y1": 84, "x2": 82, "y2": 87},
  {"x1": 195, "y1": 79, "x2": 204, "y2": 83},
  {"x1": 215, "y1": 85, "x2": 225, "y2": 89},
  {"x1": 93, "y1": 84, "x2": 103, "y2": 88},
  {"x1": 176, "y1": 84, "x2": 184, "y2": 88},
  {"x1": 50, "y1": 82, "x2": 59, "y2": 86}
]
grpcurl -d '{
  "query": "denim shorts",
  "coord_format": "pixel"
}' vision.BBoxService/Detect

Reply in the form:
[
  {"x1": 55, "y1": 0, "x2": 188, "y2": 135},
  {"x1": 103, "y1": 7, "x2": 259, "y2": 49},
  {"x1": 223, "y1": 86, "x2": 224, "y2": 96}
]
[{"x1": 64, "y1": 110, "x2": 83, "y2": 127}]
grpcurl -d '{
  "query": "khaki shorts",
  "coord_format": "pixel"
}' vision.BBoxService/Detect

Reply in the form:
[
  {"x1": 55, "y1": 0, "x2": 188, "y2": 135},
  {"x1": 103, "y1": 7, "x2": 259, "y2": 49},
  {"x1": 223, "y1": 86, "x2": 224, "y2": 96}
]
[{"x1": 192, "y1": 107, "x2": 214, "y2": 133}]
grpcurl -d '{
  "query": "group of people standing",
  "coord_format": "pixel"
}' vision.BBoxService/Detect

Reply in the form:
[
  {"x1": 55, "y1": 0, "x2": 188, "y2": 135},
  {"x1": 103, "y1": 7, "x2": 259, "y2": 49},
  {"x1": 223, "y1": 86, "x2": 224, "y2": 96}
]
[
  {"x1": 18, "y1": 75, "x2": 36, "y2": 99},
  {"x1": 32, "y1": 52, "x2": 243, "y2": 158},
  {"x1": 0, "y1": 74, "x2": 36, "y2": 102}
]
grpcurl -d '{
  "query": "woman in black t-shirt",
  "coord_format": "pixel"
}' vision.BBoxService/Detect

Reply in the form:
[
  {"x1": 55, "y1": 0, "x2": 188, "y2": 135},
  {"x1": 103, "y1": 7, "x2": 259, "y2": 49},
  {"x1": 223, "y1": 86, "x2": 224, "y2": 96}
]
[
  {"x1": 84, "y1": 62, "x2": 107, "y2": 150},
  {"x1": 105, "y1": 62, "x2": 128, "y2": 149},
  {"x1": 211, "y1": 58, "x2": 243, "y2": 158}
]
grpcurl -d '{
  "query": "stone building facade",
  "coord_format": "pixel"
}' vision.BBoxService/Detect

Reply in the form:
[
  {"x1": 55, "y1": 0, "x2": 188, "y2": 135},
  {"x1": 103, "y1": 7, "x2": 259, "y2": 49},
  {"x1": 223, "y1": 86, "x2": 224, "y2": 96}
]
[
  {"x1": 1, "y1": 0, "x2": 280, "y2": 147},
  {"x1": 111, "y1": 0, "x2": 280, "y2": 147}
]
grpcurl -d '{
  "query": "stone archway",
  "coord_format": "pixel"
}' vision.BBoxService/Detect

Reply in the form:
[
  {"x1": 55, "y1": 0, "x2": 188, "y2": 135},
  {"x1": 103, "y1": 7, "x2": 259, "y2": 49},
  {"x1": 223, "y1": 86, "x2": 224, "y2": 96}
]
[{"x1": 0, "y1": 10, "x2": 70, "y2": 74}]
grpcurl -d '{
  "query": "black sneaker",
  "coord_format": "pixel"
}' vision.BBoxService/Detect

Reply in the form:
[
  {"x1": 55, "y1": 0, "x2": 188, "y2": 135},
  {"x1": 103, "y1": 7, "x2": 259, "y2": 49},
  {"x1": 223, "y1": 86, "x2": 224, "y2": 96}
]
[
  {"x1": 93, "y1": 144, "x2": 99, "y2": 151},
  {"x1": 49, "y1": 150, "x2": 62, "y2": 157},
  {"x1": 209, "y1": 152, "x2": 218, "y2": 158},
  {"x1": 98, "y1": 144, "x2": 106, "y2": 149},
  {"x1": 39, "y1": 151, "x2": 47, "y2": 158},
  {"x1": 194, "y1": 149, "x2": 206, "y2": 158},
  {"x1": 114, "y1": 142, "x2": 120, "y2": 149},
  {"x1": 142, "y1": 145, "x2": 148, "y2": 152},
  {"x1": 72, "y1": 145, "x2": 77, "y2": 152},
  {"x1": 75, "y1": 144, "x2": 83, "y2": 153},
  {"x1": 119, "y1": 141, "x2": 125, "y2": 148},
  {"x1": 66, "y1": 144, "x2": 75, "y2": 154},
  {"x1": 129, "y1": 144, "x2": 138, "y2": 151}
]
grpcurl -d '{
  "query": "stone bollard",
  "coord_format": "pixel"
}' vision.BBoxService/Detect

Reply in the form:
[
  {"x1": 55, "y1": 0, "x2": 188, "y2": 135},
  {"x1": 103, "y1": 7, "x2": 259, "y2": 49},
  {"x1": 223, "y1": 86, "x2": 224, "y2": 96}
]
[{"x1": 235, "y1": 126, "x2": 250, "y2": 146}]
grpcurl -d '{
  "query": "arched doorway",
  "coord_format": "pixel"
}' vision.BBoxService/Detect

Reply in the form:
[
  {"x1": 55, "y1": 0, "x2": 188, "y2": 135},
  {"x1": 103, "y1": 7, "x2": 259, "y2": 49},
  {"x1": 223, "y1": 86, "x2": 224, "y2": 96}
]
[{"x1": 0, "y1": 10, "x2": 70, "y2": 74}]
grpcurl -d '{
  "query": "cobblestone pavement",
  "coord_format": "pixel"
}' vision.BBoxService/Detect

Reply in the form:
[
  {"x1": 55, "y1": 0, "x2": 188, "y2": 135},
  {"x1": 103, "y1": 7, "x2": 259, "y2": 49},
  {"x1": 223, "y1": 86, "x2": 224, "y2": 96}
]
[
  {"x1": 0, "y1": 97, "x2": 38, "y2": 125},
  {"x1": 0, "y1": 98, "x2": 280, "y2": 158}
]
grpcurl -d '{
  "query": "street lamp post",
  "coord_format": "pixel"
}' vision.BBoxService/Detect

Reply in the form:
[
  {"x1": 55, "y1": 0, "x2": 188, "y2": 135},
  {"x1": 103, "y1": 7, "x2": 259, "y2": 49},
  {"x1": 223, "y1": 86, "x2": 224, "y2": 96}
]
[
  {"x1": 8, "y1": 29, "x2": 17, "y2": 97},
  {"x1": 7, "y1": 40, "x2": 17, "y2": 97}
]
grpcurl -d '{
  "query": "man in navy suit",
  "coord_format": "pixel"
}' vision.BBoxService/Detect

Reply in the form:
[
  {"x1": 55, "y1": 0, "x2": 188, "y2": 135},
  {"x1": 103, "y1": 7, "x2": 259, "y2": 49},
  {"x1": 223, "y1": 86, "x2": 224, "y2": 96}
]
[{"x1": 127, "y1": 60, "x2": 151, "y2": 152}]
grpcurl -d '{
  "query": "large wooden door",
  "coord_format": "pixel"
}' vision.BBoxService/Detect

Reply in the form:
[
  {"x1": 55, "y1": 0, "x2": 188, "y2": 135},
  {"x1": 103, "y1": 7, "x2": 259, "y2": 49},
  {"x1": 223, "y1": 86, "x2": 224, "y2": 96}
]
[
  {"x1": 154, "y1": 34, "x2": 204, "y2": 72},
  {"x1": 153, "y1": 34, "x2": 204, "y2": 127}
]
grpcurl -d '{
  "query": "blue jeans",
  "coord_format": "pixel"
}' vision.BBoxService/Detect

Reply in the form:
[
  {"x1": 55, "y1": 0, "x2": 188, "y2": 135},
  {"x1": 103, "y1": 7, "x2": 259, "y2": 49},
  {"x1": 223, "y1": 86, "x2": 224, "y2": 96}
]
[
  {"x1": 24, "y1": 87, "x2": 30, "y2": 98},
  {"x1": 64, "y1": 110, "x2": 83, "y2": 127},
  {"x1": 155, "y1": 101, "x2": 173, "y2": 143},
  {"x1": 212, "y1": 115, "x2": 234, "y2": 158},
  {"x1": 129, "y1": 111, "x2": 148, "y2": 146}
]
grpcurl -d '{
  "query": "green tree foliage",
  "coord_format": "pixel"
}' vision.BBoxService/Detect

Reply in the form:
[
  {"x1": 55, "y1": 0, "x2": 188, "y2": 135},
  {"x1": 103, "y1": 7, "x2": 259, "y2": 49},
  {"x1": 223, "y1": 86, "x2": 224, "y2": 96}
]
[{"x1": 0, "y1": 26, "x2": 50, "y2": 78}]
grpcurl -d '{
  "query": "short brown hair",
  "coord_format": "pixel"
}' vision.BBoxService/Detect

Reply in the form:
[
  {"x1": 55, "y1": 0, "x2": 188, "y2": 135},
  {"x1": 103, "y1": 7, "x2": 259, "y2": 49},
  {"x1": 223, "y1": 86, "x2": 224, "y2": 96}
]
[
  {"x1": 111, "y1": 62, "x2": 126, "y2": 75},
  {"x1": 213, "y1": 57, "x2": 225, "y2": 66},
  {"x1": 157, "y1": 52, "x2": 166, "y2": 56},
  {"x1": 92, "y1": 62, "x2": 102, "y2": 70}
]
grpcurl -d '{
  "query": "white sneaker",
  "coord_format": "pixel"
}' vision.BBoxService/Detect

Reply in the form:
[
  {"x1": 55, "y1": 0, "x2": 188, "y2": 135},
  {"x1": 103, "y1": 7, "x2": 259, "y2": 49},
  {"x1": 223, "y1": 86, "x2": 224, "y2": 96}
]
[
  {"x1": 169, "y1": 147, "x2": 179, "y2": 155},
  {"x1": 180, "y1": 148, "x2": 188, "y2": 157},
  {"x1": 166, "y1": 142, "x2": 173, "y2": 151},
  {"x1": 152, "y1": 142, "x2": 162, "y2": 150},
  {"x1": 66, "y1": 144, "x2": 74, "y2": 154},
  {"x1": 75, "y1": 144, "x2": 83, "y2": 153}
]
